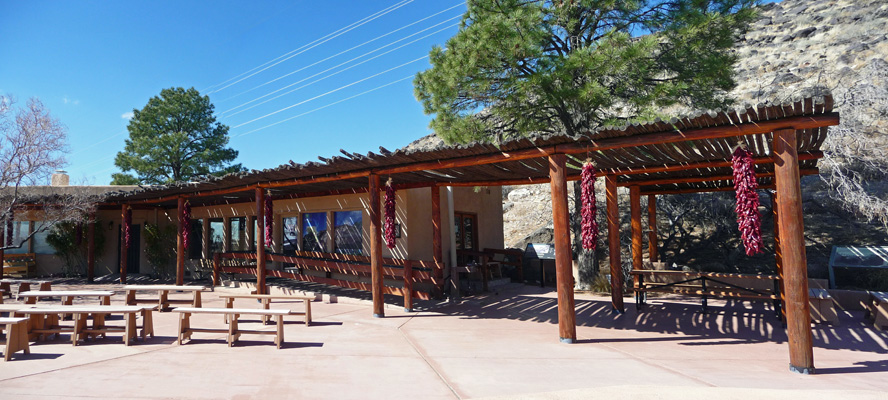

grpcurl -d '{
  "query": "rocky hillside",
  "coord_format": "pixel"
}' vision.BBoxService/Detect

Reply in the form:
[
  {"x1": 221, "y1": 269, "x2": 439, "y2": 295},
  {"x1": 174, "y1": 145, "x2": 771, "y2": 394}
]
[{"x1": 404, "y1": 0, "x2": 888, "y2": 280}]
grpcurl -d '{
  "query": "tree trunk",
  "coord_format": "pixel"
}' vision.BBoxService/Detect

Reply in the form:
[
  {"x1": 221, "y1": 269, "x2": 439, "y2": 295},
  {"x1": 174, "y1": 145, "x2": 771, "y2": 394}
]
[{"x1": 571, "y1": 181, "x2": 598, "y2": 287}]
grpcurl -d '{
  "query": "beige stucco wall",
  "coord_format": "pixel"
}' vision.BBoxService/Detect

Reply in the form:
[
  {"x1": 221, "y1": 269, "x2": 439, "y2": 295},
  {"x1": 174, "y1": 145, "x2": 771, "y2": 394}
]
[{"x1": 14, "y1": 185, "x2": 503, "y2": 281}]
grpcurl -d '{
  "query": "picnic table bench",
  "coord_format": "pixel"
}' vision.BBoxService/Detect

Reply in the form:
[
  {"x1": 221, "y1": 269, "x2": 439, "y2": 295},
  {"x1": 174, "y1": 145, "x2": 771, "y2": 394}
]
[
  {"x1": 867, "y1": 291, "x2": 888, "y2": 330},
  {"x1": 0, "y1": 317, "x2": 30, "y2": 361},
  {"x1": 173, "y1": 307, "x2": 291, "y2": 349},
  {"x1": 124, "y1": 285, "x2": 208, "y2": 311},
  {"x1": 17, "y1": 305, "x2": 155, "y2": 345},
  {"x1": 809, "y1": 288, "x2": 838, "y2": 324},
  {"x1": 218, "y1": 294, "x2": 314, "y2": 325},
  {"x1": 631, "y1": 270, "x2": 782, "y2": 316},
  {"x1": 18, "y1": 290, "x2": 114, "y2": 306},
  {"x1": 0, "y1": 279, "x2": 52, "y2": 298}
]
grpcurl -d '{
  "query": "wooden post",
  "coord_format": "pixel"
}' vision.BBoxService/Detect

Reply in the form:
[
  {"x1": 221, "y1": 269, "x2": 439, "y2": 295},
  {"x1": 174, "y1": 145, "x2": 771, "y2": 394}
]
[
  {"x1": 213, "y1": 253, "x2": 221, "y2": 287},
  {"x1": 773, "y1": 129, "x2": 814, "y2": 374},
  {"x1": 431, "y1": 185, "x2": 444, "y2": 293},
  {"x1": 403, "y1": 259, "x2": 414, "y2": 312},
  {"x1": 120, "y1": 204, "x2": 128, "y2": 284},
  {"x1": 0, "y1": 228, "x2": 4, "y2": 280},
  {"x1": 630, "y1": 186, "x2": 642, "y2": 271},
  {"x1": 771, "y1": 192, "x2": 786, "y2": 320},
  {"x1": 647, "y1": 195, "x2": 658, "y2": 263},
  {"x1": 176, "y1": 197, "x2": 185, "y2": 286},
  {"x1": 606, "y1": 175, "x2": 624, "y2": 313},
  {"x1": 255, "y1": 188, "x2": 267, "y2": 295},
  {"x1": 548, "y1": 154, "x2": 577, "y2": 343},
  {"x1": 630, "y1": 186, "x2": 642, "y2": 298},
  {"x1": 369, "y1": 174, "x2": 384, "y2": 317},
  {"x1": 87, "y1": 212, "x2": 95, "y2": 283}
]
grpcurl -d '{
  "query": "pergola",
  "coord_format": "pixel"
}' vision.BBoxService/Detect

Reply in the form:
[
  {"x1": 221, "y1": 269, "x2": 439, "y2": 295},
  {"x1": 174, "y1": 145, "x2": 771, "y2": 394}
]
[{"x1": 103, "y1": 95, "x2": 838, "y2": 373}]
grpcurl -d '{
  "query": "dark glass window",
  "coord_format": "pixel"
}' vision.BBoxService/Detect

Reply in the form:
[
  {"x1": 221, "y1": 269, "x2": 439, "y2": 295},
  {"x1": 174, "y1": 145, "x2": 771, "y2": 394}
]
[
  {"x1": 209, "y1": 218, "x2": 224, "y2": 254},
  {"x1": 334, "y1": 211, "x2": 362, "y2": 255},
  {"x1": 229, "y1": 217, "x2": 247, "y2": 251},
  {"x1": 188, "y1": 219, "x2": 203, "y2": 259},
  {"x1": 301, "y1": 212, "x2": 327, "y2": 252},
  {"x1": 282, "y1": 216, "x2": 299, "y2": 255}
]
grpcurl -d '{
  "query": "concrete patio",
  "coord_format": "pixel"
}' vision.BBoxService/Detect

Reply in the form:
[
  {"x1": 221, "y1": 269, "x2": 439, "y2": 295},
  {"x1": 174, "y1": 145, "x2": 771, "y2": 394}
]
[{"x1": 0, "y1": 282, "x2": 886, "y2": 399}]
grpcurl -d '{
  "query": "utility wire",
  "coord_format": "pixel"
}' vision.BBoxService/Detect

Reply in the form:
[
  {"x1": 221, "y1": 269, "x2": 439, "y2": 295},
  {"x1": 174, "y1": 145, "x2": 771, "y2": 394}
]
[
  {"x1": 232, "y1": 55, "x2": 428, "y2": 129},
  {"x1": 219, "y1": 2, "x2": 464, "y2": 103},
  {"x1": 235, "y1": 74, "x2": 415, "y2": 137},
  {"x1": 206, "y1": 0, "x2": 414, "y2": 95},
  {"x1": 221, "y1": 22, "x2": 458, "y2": 119}
]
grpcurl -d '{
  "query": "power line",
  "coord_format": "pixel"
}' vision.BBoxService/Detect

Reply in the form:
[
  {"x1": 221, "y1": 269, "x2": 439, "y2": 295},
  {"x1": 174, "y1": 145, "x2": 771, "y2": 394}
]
[
  {"x1": 205, "y1": 0, "x2": 414, "y2": 95},
  {"x1": 218, "y1": 2, "x2": 464, "y2": 104},
  {"x1": 232, "y1": 55, "x2": 428, "y2": 129},
  {"x1": 235, "y1": 74, "x2": 415, "y2": 138},
  {"x1": 220, "y1": 21, "x2": 459, "y2": 119}
]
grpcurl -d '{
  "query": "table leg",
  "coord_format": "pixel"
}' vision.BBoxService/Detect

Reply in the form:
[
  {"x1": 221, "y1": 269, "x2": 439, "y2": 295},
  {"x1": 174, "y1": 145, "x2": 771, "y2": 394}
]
[
  {"x1": 62, "y1": 296, "x2": 74, "y2": 320},
  {"x1": 224, "y1": 298, "x2": 234, "y2": 324},
  {"x1": 72, "y1": 313, "x2": 87, "y2": 346},
  {"x1": 141, "y1": 308, "x2": 154, "y2": 339},
  {"x1": 15, "y1": 320, "x2": 30, "y2": 358},
  {"x1": 193, "y1": 291, "x2": 202, "y2": 308},
  {"x1": 93, "y1": 313, "x2": 107, "y2": 339},
  {"x1": 228, "y1": 314, "x2": 239, "y2": 347},
  {"x1": 304, "y1": 300, "x2": 312, "y2": 326},
  {"x1": 125, "y1": 313, "x2": 136, "y2": 346},
  {"x1": 177, "y1": 313, "x2": 190, "y2": 345},
  {"x1": 125, "y1": 289, "x2": 136, "y2": 306},
  {"x1": 101, "y1": 296, "x2": 111, "y2": 306},
  {"x1": 159, "y1": 291, "x2": 169, "y2": 311},
  {"x1": 0, "y1": 282, "x2": 10, "y2": 299},
  {"x1": 262, "y1": 299, "x2": 271, "y2": 324},
  {"x1": 276, "y1": 315, "x2": 284, "y2": 349}
]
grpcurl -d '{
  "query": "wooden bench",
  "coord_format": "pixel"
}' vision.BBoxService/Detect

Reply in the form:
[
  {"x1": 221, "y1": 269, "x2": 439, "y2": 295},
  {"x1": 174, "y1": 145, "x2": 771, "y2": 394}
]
[
  {"x1": 1, "y1": 279, "x2": 51, "y2": 298},
  {"x1": 2, "y1": 253, "x2": 37, "y2": 278},
  {"x1": 18, "y1": 290, "x2": 113, "y2": 306},
  {"x1": 18, "y1": 305, "x2": 155, "y2": 345},
  {"x1": 809, "y1": 288, "x2": 838, "y2": 324},
  {"x1": 0, "y1": 317, "x2": 30, "y2": 361},
  {"x1": 124, "y1": 285, "x2": 208, "y2": 311},
  {"x1": 173, "y1": 307, "x2": 291, "y2": 349},
  {"x1": 218, "y1": 294, "x2": 314, "y2": 325},
  {"x1": 867, "y1": 291, "x2": 888, "y2": 330},
  {"x1": 631, "y1": 270, "x2": 782, "y2": 317}
]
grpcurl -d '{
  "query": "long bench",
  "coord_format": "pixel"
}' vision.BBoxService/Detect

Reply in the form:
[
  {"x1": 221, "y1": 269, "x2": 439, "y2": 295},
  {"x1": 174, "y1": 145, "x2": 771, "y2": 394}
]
[
  {"x1": 2, "y1": 253, "x2": 37, "y2": 278},
  {"x1": 17, "y1": 305, "x2": 156, "y2": 345},
  {"x1": 173, "y1": 307, "x2": 291, "y2": 349},
  {"x1": 631, "y1": 270, "x2": 782, "y2": 317},
  {"x1": 0, "y1": 317, "x2": 30, "y2": 361},
  {"x1": 125, "y1": 285, "x2": 208, "y2": 311},
  {"x1": 218, "y1": 294, "x2": 314, "y2": 325}
]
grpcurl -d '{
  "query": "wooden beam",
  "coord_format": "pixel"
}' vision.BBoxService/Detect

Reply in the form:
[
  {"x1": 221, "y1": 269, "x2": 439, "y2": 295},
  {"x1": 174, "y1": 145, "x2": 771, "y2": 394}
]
[
  {"x1": 369, "y1": 174, "x2": 384, "y2": 317},
  {"x1": 255, "y1": 188, "x2": 267, "y2": 295},
  {"x1": 630, "y1": 186, "x2": 643, "y2": 273},
  {"x1": 606, "y1": 175, "x2": 624, "y2": 313},
  {"x1": 120, "y1": 205, "x2": 128, "y2": 284},
  {"x1": 624, "y1": 169, "x2": 818, "y2": 188},
  {"x1": 641, "y1": 184, "x2": 777, "y2": 196},
  {"x1": 774, "y1": 129, "x2": 814, "y2": 374},
  {"x1": 431, "y1": 186, "x2": 444, "y2": 286},
  {"x1": 549, "y1": 154, "x2": 577, "y2": 343},
  {"x1": 87, "y1": 213, "x2": 96, "y2": 283},
  {"x1": 176, "y1": 197, "x2": 185, "y2": 286},
  {"x1": 647, "y1": 195, "x2": 658, "y2": 263},
  {"x1": 556, "y1": 114, "x2": 838, "y2": 155}
]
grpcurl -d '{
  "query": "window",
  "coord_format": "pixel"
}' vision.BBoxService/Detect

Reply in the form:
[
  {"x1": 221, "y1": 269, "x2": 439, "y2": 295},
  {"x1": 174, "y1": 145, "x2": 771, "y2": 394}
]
[
  {"x1": 301, "y1": 212, "x2": 327, "y2": 252},
  {"x1": 209, "y1": 218, "x2": 224, "y2": 254},
  {"x1": 334, "y1": 210, "x2": 362, "y2": 255},
  {"x1": 454, "y1": 213, "x2": 477, "y2": 251},
  {"x1": 229, "y1": 217, "x2": 247, "y2": 251},
  {"x1": 188, "y1": 219, "x2": 203, "y2": 259},
  {"x1": 282, "y1": 216, "x2": 299, "y2": 255},
  {"x1": 6, "y1": 221, "x2": 31, "y2": 254}
]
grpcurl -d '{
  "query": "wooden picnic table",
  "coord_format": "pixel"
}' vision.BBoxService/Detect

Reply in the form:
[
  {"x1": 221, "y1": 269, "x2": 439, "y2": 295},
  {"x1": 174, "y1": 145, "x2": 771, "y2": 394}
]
[
  {"x1": 124, "y1": 285, "x2": 208, "y2": 311},
  {"x1": 17, "y1": 305, "x2": 155, "y2": 345},
  {"x1": 0, "y1": 279, "x2": 51, "y2": 298},
  {"x1": 17, "y1": 290, "x2": 114, "y2": 306},
  {"x1": 218, "y1": 294, "x2": 314, "y2": 325},
  {"x1": 173, "y1": 307, "x2": 291, "y2": 348}
]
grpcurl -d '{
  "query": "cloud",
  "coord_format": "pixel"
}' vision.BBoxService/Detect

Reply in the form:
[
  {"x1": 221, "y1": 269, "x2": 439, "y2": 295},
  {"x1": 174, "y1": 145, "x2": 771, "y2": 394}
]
[
  {"x1": 121, "y1": 111, "x2": 134, "y2": 120},
  {"x1": 63, "y1": 96, "x2": 80, "y2": 105}
]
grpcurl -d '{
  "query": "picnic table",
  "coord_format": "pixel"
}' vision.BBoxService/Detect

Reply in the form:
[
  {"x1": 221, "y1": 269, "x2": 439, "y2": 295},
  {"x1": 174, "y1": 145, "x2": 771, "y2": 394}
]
[
  {"x1": 218, "y1": 294, "x2": 314, "y2": 325},
  {"x1": 124, "y1": 284, "x2": 208, "y2": 311},
  {"x1": 17, "y1": 305, "x2": 155, "y2": 345},
  {"x1": 631, "y1": 269, "x2": 782, "y2": 316},
  {"x1": 17, "y1": 290, "x2": 113, "y2": 306},
  {"x1": 0, "y1": 279, "x2": 52, "y2": 298}
]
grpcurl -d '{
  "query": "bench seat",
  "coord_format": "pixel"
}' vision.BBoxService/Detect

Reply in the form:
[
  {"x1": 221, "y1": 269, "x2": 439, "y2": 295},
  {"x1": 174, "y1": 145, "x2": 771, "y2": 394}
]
[
  {"x1": 173, "y1": 307, "x2": 292, "y2": 349},
  {"x1": 868, "y1": 292, "x2": 888, "y2": 330},
  {"x1": 809, "y1": 288, "x2": 838, "y2": 324},
  {"x1": 218, "y1": 294, "x2": 314, "y2": 325}
]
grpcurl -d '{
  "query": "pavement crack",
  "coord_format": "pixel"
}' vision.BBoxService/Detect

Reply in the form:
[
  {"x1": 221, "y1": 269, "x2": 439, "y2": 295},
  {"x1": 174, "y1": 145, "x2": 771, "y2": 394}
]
[{"x1": 397, "y1": 312, "x2": 463, "y2": 400}]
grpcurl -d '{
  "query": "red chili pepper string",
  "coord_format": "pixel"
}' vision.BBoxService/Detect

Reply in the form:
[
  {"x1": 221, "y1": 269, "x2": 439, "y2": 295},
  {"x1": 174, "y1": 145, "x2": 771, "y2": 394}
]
[
  {"x1": 264, "y1": 195, "x2": 273, "y2": 247},
  {"x1": 384, "y1": 180, "x2": 396, "y2": 249},
  {"x1": 732, "y1": 146, "x2": 763, "y2": 256},
  {"x1": 581, "y1": 163, "x2": 599, "y2": 250}
]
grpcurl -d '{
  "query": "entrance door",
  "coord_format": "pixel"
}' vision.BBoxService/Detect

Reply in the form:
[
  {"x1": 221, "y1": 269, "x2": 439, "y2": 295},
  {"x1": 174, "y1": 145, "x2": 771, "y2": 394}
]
[
  {"x1": 117, "y1": 224, "x2": 141, "y2": 274},
  {"x1": 454, "y1": 212, "x2": 478, "y2": 264}
]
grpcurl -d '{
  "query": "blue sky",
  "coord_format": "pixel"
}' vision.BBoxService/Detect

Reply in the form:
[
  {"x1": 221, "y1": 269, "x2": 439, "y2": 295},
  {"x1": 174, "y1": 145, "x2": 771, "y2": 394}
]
[{"x1": 0, "y1": 0, "x2": 465, "y2": 185}]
